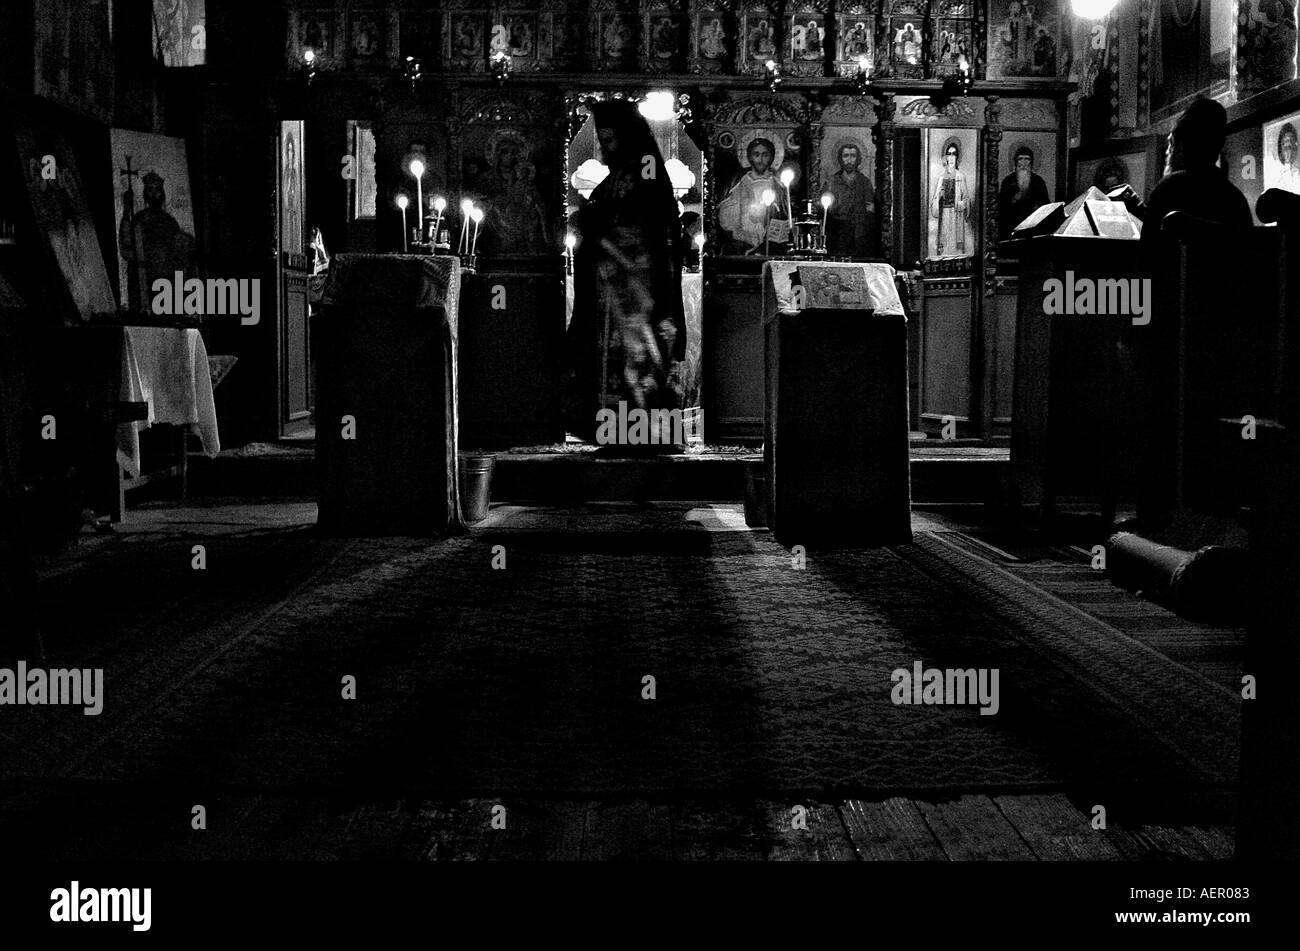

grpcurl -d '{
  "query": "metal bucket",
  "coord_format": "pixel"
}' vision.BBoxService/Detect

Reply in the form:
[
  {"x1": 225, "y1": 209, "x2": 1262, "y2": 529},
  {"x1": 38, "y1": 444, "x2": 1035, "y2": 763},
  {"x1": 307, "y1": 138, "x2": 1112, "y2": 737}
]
[{"x1": 458, "y1": 453, "x2": 496, "y2": 523}]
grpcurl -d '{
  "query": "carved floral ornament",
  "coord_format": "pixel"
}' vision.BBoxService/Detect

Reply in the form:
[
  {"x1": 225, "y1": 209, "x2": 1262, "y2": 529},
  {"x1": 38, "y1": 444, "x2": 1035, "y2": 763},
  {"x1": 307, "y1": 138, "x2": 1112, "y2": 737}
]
[
  {"x1": 897, "y1": 95, "x2": 979, "y2": 124},
  {"x1": 821, "y1": 96, "x2": 879, "y2": 124},
  {"x1": 709, "y1": 95, "x2": 807, "y2": 127}
]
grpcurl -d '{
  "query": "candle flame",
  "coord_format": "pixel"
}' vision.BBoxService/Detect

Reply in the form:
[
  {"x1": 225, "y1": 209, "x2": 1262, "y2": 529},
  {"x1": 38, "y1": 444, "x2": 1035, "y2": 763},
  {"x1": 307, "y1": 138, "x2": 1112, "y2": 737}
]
[
  {"x1": 470, "y1": 206, "x2": 485, "y2": 223},
  {"x1": 779, "y1": 167, "x2": 795, "y2": 187},
  {"x1": 395, "y1": 194, "x2": 409, "y2": 210},
  {"x1": 761, "y1": 189, "x2": 776, "y2": 206},
  {"x1": 409, "y1": 158, "x2": 425, "y2": 178},
  {"x1": 433, "y1": 196, "x2": 447, "y2": 212},
  {"x1": 820, "y1": 193, "x2": 833, "y2": 209}
]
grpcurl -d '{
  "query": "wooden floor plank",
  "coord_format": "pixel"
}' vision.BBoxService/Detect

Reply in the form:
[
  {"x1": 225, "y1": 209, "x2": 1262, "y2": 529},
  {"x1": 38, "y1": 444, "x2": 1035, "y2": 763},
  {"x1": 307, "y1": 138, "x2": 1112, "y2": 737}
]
[
  {"x1": 582, "y1": 801, "x2": 675, "y2": 861},
  {"x1": 331, "y1": 800, "x2": 420, "y2": 860},
  {"x1": 838, "y1": 798, "x2": 948, "y2": 861},
  {"x1": 408, "y1": 800, "x2": 495, "y2": 861},
  {"x1": 761, "y1": 801, "x2": 857, "y2": 861},
  {"x1": 915, "y1": 795, "x2": 1037, "y2": 861},
  {"x1": 1183, "y1": 825, "x2": 1236, "y2": 860},
  {"x1": 204, "y1": 794, "x2": 340, "y2": 860},
  {"x1": 465, "y1": 801, "x2": 588, "y2": 861},
  {"x1": 1129, "y1": 824, "x2": 1219, "y2": 861},
  {"x1": 993, "y1": 794, "x2": 1125, "y2": 861},
  {"x1": 672, "y1": 802, "x2": 767, "y2": 861}
]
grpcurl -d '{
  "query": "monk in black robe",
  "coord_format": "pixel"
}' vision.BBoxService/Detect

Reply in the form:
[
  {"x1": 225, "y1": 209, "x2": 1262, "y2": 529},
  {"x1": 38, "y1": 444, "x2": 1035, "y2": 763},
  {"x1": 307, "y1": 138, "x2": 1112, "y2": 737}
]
[{"x1": 566, "y1": 100, "x2": 686, "y2": 451}]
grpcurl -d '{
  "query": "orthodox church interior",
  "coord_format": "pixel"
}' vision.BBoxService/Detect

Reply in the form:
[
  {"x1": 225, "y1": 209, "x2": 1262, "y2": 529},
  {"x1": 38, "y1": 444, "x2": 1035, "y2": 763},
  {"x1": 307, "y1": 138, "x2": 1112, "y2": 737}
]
[{"x1": 0, "y1": 0, "x2": 1297, "y2": 891}]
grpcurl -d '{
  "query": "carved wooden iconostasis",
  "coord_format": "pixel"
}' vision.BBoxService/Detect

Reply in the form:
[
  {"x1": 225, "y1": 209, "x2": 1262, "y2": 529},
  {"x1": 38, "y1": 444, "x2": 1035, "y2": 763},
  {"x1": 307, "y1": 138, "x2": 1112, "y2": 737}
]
[{"x1": 277, "y1": 1, "x2": 1099, "y2": 446}]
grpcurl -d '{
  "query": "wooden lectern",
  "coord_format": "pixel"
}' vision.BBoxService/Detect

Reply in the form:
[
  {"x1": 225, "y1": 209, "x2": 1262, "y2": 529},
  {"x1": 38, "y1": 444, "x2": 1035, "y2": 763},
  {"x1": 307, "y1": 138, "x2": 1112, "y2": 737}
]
[
  {"x1": 1003, "y1": 234, "x2": 1142, "y2": 526},
  {"x1": 762, "y1": 261, "x2": 912, "y2": 547},
  {"x1": 315, "y1": 254, "x2": 465, "y2": 536}
]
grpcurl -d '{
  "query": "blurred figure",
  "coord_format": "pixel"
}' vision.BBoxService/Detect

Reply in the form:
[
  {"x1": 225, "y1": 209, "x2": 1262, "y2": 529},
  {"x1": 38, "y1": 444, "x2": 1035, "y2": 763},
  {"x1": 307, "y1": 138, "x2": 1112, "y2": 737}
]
[{"x1": 566, "y1": 100, "x2": 686, "y2": 452}]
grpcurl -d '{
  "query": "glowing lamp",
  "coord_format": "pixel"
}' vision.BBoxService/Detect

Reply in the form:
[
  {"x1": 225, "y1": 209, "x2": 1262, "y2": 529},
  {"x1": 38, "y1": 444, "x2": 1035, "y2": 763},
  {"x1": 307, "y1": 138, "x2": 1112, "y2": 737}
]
[
  {"x1": 571, "y1": 159, "x2": 610, "y2": 199},
  {"x1": 639, "y1": 91, "x2": 677, "y2": 122},
  {"x1": 1070, "y1": 0, "x2": 1119, "y2": 17}
]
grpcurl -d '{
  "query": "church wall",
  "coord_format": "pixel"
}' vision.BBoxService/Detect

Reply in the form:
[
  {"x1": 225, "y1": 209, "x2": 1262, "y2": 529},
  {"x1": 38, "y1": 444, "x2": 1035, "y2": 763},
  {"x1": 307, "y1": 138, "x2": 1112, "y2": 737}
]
[{"x1": 1067, "y1": 0, "x2": 1300, "y2": 216}]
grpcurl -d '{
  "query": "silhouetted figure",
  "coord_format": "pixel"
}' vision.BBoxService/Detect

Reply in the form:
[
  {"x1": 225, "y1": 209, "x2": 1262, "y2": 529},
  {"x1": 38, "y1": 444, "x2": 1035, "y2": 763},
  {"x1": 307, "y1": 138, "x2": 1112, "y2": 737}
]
[
  {"x1": 1141, "y1": 97, "x2": 1252, "y2": 252},
  {"x1": 1130, "y1": 97, "x2": 1252, "y2": 527}
]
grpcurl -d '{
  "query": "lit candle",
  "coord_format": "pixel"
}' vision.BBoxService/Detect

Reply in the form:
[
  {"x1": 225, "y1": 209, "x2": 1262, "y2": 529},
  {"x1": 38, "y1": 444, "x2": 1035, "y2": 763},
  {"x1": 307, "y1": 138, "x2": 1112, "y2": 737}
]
[
  {"x1": 779, "y1": 167, "x2": 796, "y2": 242},
  {"x1": 432, "y1": 195, "x2": 447, "y2": 249},
  {"x1": 564, "y1": 231, "x2": 577, "y2": 271},
  {"x1": 470, "y1": 205, "x2": 485, "y2": 255},
  {"x1": 761, "y1": 188, "x2": 776, "y2": 257},
  {"x1": 459, "y1": 198, "x2": 473, "y2": 253},
  {"x1": 409, "y1": 159, "x2": 425, "y2": 241},
  {"x1": 396, "y1": 194, "x2": 409, "y2": 253},
  {"x1": 820, "y1": 193, "x2": 833, "y2": 248}
]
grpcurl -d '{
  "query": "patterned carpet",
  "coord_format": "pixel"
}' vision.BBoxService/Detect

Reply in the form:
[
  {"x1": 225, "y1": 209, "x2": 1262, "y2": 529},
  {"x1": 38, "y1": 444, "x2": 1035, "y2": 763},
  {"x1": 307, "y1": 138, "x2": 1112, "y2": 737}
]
[
  {"x1": 7, "y1": 505, "x2": 1236, "y2": 801},
  {"x1": 934, "y1": 530, "x2": 1247, "y2": 693}
]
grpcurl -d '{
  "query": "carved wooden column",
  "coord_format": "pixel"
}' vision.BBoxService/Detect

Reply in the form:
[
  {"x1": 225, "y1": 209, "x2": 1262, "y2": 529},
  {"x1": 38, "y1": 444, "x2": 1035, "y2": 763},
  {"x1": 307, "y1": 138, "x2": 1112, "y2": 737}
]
[
  {"x1": 983, "y1": 94, "x2": 1001, "y2": 297},
  {"x1": 700, "y1": 96, "x2": 719, "y2": 250},
  {"x1": 872, "y1": 91, "x2": 896, "y2": 263},
  {"x1": 805, "y1": 93, "x2": 826, "y2": 200},
  {"x1": 443, "y1": 82, "x2": 464, "y2": 200}
]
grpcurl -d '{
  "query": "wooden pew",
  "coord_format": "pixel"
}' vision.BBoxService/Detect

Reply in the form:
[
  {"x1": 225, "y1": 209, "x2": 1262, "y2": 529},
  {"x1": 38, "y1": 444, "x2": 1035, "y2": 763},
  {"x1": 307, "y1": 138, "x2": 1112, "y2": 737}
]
[{"x1": 1235, "y1": 188, "x2": 1300, "y2": 860}]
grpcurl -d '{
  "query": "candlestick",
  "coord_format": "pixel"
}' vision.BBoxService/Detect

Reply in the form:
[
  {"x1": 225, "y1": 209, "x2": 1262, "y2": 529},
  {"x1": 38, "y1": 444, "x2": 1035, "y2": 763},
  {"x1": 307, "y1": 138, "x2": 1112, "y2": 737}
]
[
  {"x1": 431, "y1": 196, "x2": 447, "y2": 250},
  {"x1": 396, "y1": 194, "x2": 409, "y2": 253},
  {"x1": 459, "y1": 198, "x2": 473, "y2": 253},
  {"x1": 779, "y1": 168, "x2": 796, "y2": 244},
  {"x1": 470, "y1": 206, "x2": 485, "y2": 255},
  {"x1": 761, "y1": 188, "x2": 775, "y2": 257},
  {"x1": 409, "y1": 159, "x2": 425, "y2": 242}
]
